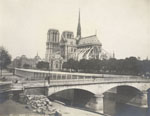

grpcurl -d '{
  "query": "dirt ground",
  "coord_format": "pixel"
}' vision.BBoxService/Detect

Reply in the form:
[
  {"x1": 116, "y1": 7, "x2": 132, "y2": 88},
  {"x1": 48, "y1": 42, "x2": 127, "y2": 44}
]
[
  {"x1": 52, "y1": 102, "x2": 102, "y2": 116},
  {"x1": 0, "y1": 99, "x2": 102, "y2": 116},
  {"x1": 0, "y1": 100, "x2": 34, "y2": 116}
]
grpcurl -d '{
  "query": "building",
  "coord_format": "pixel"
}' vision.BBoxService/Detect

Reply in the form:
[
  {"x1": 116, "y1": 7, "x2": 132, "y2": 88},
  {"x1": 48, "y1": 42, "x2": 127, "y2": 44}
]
[
  {"x1": 60, "y1": 31, "x2": 76, "y2": 61},
  {"x1": 45, "y1": 11, "x2": 112, "y2": 71},
  {"x1": 12, "y1": 54, "x2": 41, "y2": 69}
]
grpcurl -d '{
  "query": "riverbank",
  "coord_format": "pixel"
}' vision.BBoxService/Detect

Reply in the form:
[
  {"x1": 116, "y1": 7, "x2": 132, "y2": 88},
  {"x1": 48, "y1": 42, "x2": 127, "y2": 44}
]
[
  {"x1": 52, "y1": 101, "x2": 102, "y2": 116},
  {"x1": 0, "y1": 99, "x2": 103, "y2": 116},
  {"x1": 0, "y1": 99, "x2": 36, "y2": 116}
]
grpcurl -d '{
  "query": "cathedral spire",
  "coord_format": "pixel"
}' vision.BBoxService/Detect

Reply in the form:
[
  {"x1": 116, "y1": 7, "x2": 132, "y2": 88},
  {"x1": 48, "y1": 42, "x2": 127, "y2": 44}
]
[{"x1": 77, "y1": 9, "x2": 81, "y2": 39}]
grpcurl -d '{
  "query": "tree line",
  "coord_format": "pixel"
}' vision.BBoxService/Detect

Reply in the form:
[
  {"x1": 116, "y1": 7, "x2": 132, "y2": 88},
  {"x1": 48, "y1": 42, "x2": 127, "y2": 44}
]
[
  {"x1": 62, "y1": 57, "x2": 150, "y2": 76},
  {"x1": 1, "y1": 46, "x2": 150, "y2": 77}
]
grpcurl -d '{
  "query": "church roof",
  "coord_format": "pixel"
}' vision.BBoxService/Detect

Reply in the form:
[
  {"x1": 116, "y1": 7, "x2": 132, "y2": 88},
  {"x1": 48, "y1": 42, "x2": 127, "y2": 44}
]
[{"x1": 78, "y1": 35, "x2": 102, "y2": 47}]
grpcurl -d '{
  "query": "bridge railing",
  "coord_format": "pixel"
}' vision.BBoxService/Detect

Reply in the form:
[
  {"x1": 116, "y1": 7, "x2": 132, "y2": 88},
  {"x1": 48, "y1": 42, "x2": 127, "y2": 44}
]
[
  {"x1": 16, "y1": 68, "x2": 149, "y2": 81},
  {"x1": 12, "y1": 76, "x2": 150, "y2": 89}
]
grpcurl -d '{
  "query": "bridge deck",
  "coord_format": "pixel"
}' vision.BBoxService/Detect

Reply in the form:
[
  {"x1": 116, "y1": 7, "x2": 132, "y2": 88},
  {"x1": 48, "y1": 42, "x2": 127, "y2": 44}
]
[
  {"x1": 11, "y1": 77, "x2": 150, "y2": 90},
  {"x1": 15, "y1": 68, "x2": 143, "y2": 81}
]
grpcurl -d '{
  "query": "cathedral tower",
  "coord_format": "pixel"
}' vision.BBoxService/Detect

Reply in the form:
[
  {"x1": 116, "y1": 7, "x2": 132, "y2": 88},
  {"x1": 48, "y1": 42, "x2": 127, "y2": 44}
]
[
  {"x1": 60, "y1": 31, "x2": 76, "y2": 61},
  {"x1": 45, "y1": 29, "x2": 60, "y2": 62}
]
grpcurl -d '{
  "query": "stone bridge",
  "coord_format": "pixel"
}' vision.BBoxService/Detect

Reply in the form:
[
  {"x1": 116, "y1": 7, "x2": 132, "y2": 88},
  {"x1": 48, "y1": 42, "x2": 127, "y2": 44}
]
[
  {"x1": 18, "y1": 77, "x2": 150, "y2": 115},
  {"x1": 47, "y1": 78, "x2": 150, "y2": 95},
  {"x1": 11, "y1": 68, "x2": 150, "y2": 115}
]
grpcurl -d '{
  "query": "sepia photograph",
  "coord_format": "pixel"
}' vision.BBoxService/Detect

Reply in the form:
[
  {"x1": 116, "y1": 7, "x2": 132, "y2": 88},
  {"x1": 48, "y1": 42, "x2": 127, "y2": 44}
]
[{"x1": 0, "y1": 0, "x2": 150, "y2": 116}]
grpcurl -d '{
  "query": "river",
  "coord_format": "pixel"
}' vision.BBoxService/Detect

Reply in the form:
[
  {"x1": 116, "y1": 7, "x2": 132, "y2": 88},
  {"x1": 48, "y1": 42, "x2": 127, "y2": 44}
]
[
  {"x1": 0, "y1": 98, "x2": 149, "y2": 116},
  {"x1": 115, "y1": 103, "x2": 149, "y2": 116},
  {"x1": 0, "y1": 91, "x2": 149, "y2": 116}
]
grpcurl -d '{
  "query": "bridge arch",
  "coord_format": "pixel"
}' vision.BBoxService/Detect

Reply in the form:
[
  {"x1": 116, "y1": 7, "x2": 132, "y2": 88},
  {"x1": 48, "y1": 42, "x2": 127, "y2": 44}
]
[
  {"x1": 104, "y1": 85, "x2": 143, "y2": 94},
  {"x1": 48, "y1": 86, "x2": 96, "y2": 96},
  {"x1": 93, "y1": 83, "x2": 148, "y2": 95},
  {"x1": 48, "y1": 82, "x2": 150, "y2": 96},
  {"x1": 48, "y1": 88, "x2": 95, "y2": 97},
  {"x1": 103, "y1": 85, "x2": 149, "y2": 115},
  {"x1": 48, "y1": 88, "x2": 95, "y2": 106},
  {"x1": 49, "y1": 88, "x2": 94, "y2": 96}
]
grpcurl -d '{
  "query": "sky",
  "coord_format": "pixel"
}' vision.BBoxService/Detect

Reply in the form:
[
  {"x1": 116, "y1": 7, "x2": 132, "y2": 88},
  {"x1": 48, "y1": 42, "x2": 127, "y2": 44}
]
[{"x1": 0, "y1": 0, "x2": 150, "y2": 60}]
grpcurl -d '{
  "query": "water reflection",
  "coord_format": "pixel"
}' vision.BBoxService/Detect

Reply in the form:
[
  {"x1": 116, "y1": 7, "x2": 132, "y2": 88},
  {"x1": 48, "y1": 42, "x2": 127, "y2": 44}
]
[
  {"x1": 0, "y1": 90, "x2": 149, "y2": 116},
  {"x1": 114, "y1": 89, "x2": 150, "y2": 116},
  {"x1": 115, "y1": 103, "x2": 148, "y2": 116}
]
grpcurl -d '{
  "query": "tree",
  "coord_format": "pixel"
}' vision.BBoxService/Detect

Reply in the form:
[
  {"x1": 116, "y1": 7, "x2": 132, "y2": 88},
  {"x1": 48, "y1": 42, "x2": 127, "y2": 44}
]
[
  {"x1": 62, "y1": 62, "x2": 69, "y2": 69},
  {"x1": 0, "y1": 46, "x2": 11, "y2": 76},
  {"x1": 36, "y1": 61, "x2": 49, "y2": 70},
  {"x1": 123, "y1": 57, "x2": 139, "y2": 75},
  {"x1": 63, "y1": 58, "x2": 78, "y2": 72},
  {"x1": 79, "y1": 59, "x2": 88, "y2": 72},
  {"x1": 62, "y1": 56, "x2": 150, "y2": 76},
  {"x1": 107, "y1": 58, "x2": 117, "y2": 73},
  {"x1": 140, "y1": 60, "x2": 150, "y2": 75},
  {"x1": 23, "y1": 63, "x2": 30, "y2": 69},
  {"x1": 86, "y1": 59, "x2": 99, "y2": 73}
]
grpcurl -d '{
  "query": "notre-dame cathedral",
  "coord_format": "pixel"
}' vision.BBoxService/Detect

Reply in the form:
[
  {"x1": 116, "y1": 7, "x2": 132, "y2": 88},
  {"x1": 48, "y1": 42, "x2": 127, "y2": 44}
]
[{"x1": 45, "y1": 11, "x2": 112, "y2": 71}]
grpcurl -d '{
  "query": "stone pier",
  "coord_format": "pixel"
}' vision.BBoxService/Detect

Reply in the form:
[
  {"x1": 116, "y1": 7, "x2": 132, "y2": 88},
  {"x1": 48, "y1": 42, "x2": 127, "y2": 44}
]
[
  {"x1": 86, "y1": 94, "x2": 104, "y2": 113},
  {"x1": 140, "y1": 91, "x2": 148, "y2": 108}
]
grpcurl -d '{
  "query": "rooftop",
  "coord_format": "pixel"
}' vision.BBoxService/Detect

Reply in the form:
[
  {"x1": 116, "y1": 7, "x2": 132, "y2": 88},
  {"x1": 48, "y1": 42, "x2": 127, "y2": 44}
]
[{"x1": 78, "y1": 35, "x2": 102, "y2": 47}]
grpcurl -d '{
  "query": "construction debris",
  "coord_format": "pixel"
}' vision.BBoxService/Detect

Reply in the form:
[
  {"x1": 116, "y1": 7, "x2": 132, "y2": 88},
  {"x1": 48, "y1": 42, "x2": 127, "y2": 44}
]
[{"x1": 25, "y1": 95, "x2": 58, "y2": 115}]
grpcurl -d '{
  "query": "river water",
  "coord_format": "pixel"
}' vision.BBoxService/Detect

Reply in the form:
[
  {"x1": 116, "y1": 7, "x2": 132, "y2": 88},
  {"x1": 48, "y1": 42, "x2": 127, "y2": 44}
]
[
  {"x1": 115, "y1": 103, "x2": 149, "y2": 116},
  {"x1": 0, "y1": 98, "x2": 149, "y2": 116},
  {"x1": 0, "y1": 90, "x2": 149, "y2": 116},
  {"x1": 114, "y1": 90, "x2": 150, "y2": 116}
]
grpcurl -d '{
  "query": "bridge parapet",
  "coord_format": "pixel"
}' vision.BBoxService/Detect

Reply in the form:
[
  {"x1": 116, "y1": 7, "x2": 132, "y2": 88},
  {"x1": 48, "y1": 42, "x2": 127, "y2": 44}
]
[
  {"x1": 9, "y1": 77, "x2": 150, "y2": 104},
  {"x1": 15, "y1": 68, "x2": 148, "y2": 81},
  {"x1": 10, "y1": 77, "x2": 150, "y2": 90}
]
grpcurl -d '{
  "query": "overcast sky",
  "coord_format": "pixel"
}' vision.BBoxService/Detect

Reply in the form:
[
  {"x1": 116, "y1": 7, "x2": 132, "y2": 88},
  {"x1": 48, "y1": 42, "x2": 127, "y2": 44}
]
[{"x1": 0, "y1": 0, "x2": 150, "y2": 60}]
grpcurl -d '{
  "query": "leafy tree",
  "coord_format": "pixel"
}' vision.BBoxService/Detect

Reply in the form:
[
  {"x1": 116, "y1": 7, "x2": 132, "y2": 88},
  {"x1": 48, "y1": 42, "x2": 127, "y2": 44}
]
[
  {"x1": 62, "y1": 62, "x2": 69, "y2": 69},
  {"x1": 123, "y1": 57, "x2": 139, "y2": 75},
  {"x1": 0, "y1": 46, "x2": 11, "y2": 76},
  {"x1": 72, "y1": 60, "x2": 79, "y2": 72},
  {"x1": 104, "y1": 58, "x2": 116, "y2": 73},
  {"x1": 115, "y1": 59, "x2": 123, "y2": 74},
  {"x1": 79, "y1": 59, "x2": 89, "y2": 72},
  {"x1": 36, "y1": 61, "x2": 49, "y2": 70},
  {"x1": 140, "y1": 60, "x2": 150, "y2": 75},
  {"x1": 23, "y1": 63, "x2": 30, "y2": 69},
  {"x1": 66, "y1": 58, "x2": 78, "y2": 72},
  {"x1": 62, "y1": 56, "x2": 150, "y2": 76},
  {"x1": 100, "y1": 59, "x2": 108, "y2": 73},
  {"x1": 86, "y1": 59, "x2": 99, "y2": 72}
]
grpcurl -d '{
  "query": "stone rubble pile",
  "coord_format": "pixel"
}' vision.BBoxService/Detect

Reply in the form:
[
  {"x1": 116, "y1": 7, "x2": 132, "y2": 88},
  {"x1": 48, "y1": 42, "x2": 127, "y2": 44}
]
[{"x1": 25, "y1": 95, "x2": 56, "y2": 115}]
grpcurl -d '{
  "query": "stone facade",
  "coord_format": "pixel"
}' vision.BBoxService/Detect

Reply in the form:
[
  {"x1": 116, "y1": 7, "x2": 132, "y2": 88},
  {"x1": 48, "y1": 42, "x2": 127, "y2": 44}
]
[
  {"x1": 45, "y1": 12, "x2": 112, "y2": 71},
  {"x1": 60, "y1": 31, "x2": 76, "y2": 61},
  {"x1": 45, "y1": 29, "x2": 63, "y2": 71}
]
